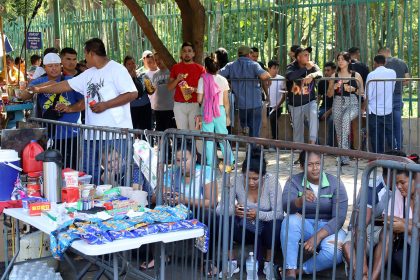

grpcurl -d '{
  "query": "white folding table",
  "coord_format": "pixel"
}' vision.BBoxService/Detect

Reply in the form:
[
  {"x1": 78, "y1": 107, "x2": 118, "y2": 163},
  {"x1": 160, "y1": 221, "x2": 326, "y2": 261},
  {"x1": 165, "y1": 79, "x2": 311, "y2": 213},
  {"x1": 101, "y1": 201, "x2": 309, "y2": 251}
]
[{"x1": 2, "y1": 208, "x2": 204, "y2": 280}]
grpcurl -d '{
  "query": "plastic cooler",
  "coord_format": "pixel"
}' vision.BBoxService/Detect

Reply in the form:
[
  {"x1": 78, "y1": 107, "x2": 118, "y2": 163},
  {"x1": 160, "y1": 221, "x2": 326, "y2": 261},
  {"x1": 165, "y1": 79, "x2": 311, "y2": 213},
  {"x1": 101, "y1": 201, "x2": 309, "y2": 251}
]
[{"x1": 0, "y1": 149, "x2": 22, "y2": 201}]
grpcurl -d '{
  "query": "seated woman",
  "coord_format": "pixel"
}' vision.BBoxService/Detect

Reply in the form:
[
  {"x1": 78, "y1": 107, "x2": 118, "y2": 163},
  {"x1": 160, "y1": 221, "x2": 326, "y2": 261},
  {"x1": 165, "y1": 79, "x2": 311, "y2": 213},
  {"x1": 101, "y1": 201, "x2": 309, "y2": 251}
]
[
  {"x1": 215, "y1": 152, "x2": 283, "y2": 278},
  {"x1": 163, "y1": 140, "x2": 217, "y2": 208},
  {"x1": 138, "y1": 141, "x2": 217, "y2": 270},
  {"x1": 372, "y1": 154, "x2": 419, "y2": 280},
  {"x1": 281, "y1": 151, "x2": 348, "y2": 279}
]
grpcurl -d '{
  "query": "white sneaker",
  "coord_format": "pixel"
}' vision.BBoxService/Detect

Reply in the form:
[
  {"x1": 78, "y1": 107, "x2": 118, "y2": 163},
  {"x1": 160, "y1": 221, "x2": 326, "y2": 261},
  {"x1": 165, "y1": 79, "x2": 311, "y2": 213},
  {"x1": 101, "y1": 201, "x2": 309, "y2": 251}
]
[
  {"x1": 218, "y1": 260, "x2": 240, "y2": 279},
  {"x1": 263, "y1": 261, "x2": 276, "y2": 280}
]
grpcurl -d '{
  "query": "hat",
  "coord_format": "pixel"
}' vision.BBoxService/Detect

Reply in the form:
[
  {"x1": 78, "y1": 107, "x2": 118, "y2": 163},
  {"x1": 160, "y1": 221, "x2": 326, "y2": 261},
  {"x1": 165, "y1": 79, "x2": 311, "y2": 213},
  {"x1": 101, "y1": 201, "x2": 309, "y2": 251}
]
[
  {"x1": 237, "y1": 45, "x2": 251, "y2": 57},
  {"x1": 43, "y1": 53, "x2": 61, "y2": 65},
  {"x1": 290, "y1": 45, "x2": 301, "y2": 53},
  {"x1": 142, "y1": 50, "x2": 153, "y2": 59},
  {"x1": 294, "y1": 46, "x2": 312, "y2": 58}
]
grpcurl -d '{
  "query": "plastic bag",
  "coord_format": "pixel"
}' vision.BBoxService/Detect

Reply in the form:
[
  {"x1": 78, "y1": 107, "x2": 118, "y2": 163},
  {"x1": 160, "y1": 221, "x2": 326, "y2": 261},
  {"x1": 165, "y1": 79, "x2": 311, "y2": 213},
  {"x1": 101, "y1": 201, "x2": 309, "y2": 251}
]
[{"x1": 133, "y1": 139, "x2": 158, "y2": 191}]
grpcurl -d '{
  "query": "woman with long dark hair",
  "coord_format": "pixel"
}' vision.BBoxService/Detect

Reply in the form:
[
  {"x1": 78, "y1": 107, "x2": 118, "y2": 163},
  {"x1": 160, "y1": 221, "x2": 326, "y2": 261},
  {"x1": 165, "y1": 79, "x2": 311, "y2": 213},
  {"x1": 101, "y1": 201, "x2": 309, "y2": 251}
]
[
  {"x1": 327, "y1": 52, "x2": 364, "y2": 165},
  {"x1": 197, "y1": 54, "x2": 234, "y2": 166}
]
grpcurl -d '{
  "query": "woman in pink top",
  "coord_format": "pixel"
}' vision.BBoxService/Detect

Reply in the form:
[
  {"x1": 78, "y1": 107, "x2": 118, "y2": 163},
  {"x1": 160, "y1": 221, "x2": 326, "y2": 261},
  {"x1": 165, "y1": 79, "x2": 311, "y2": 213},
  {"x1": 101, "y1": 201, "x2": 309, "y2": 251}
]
[{"x1": 197, "y1": 54, "x2": 234, "y2": 167}]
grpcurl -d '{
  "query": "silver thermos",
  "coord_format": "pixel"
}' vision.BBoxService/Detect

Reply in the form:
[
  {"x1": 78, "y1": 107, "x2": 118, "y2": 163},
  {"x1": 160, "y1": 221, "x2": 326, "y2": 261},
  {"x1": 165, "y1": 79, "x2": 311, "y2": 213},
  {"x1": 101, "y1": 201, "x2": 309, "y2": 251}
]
[{"x1": 35, "y1": 149, "x2": 63, "y2": 202}]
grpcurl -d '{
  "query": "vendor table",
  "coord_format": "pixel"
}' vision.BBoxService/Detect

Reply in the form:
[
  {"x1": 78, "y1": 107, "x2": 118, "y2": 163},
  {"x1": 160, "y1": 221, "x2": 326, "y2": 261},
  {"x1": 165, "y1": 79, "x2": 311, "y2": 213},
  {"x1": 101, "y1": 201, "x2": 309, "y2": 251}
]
[
  {"x1": 2, "y1": 208, "x2": 204, "y2": 280},
  {"x1": 4, "y1": 102, "x2": 33, "y2": 128}
]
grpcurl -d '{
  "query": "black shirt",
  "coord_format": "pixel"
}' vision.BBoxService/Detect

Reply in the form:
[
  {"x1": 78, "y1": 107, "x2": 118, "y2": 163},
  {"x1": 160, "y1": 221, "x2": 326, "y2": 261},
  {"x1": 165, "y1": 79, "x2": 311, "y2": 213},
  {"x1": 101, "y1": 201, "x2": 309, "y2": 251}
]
[
  {"x1": 350, "y1": 59, "x2": 369, "y2": 87},
  {"x1": 286, "y1": 61, "x2": 322, "y2": 106},
  {"x1": 318, "y1": 79, "x2": 333, "y2": 110}
]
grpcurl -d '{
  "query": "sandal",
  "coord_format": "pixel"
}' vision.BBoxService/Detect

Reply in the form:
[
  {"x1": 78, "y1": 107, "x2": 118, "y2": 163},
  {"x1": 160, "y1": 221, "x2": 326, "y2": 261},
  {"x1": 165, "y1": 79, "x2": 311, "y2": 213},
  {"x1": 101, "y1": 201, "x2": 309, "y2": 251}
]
[{"x1": 205, "y1": 262, "x2": 218, "y2": 278}]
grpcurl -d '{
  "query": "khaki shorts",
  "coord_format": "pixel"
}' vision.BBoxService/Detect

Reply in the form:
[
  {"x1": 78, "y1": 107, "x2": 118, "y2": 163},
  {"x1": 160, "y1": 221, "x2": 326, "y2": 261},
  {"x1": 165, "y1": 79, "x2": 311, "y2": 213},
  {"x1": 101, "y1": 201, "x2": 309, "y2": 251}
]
[{"x1": 344, "y1": 225, "x2": 382, "y2": 256}]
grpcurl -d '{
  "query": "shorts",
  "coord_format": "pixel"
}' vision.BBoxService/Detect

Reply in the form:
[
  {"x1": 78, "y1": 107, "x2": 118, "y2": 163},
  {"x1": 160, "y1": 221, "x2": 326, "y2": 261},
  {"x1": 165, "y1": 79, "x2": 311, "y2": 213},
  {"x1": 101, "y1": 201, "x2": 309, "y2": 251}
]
[{"x1": 344, "y1": 225, "x2": 382, "y2": 256}]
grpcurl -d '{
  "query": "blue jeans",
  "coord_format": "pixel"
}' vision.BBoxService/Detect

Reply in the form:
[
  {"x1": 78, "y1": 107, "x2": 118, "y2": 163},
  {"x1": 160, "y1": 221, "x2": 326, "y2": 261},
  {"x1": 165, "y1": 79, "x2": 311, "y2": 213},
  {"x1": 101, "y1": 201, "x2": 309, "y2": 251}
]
[
  {"x1": 280, "y1": 214, "x2": 346, "y2": 273},
  {"x1": 83, "y1": 139, "x2": 127, "y2": 185},
  {"x1": 201, "y1": 106, "x2": 235, "y2": 166},
  {"x1": 392, "y1": 98, "x2": 403, "y2": 150},
  {"x1": 368, "y1": 113, "x2": 393, "y2": 153},
  {"x1": 239, "y1": 107, "x2": 262, "y2": 137},
  {"x1": 318, "y1": 107, "x2": 334, "y2": 146}
]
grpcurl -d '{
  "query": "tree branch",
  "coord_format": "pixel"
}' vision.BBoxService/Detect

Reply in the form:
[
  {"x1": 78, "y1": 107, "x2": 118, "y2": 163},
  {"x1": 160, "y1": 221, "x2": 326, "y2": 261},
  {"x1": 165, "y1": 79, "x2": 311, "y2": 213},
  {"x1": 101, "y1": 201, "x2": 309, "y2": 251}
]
[{"x1": 121, "y1": 0, "x2": 176, "y2": 68}]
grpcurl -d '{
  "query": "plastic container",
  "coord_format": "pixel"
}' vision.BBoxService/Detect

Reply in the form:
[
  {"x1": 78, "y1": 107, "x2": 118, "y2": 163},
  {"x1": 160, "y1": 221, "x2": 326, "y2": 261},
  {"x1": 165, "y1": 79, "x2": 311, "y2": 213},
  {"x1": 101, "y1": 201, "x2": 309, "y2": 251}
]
[
  {"x1": 246, "y1": 252, "x2": 258, "y2": 280},
  {"x1": 0, "y1": 149, "x2": 22, "y2": 201},
  {"x1": 22, "y1": 140, "x2": 44, "y2": 174}
]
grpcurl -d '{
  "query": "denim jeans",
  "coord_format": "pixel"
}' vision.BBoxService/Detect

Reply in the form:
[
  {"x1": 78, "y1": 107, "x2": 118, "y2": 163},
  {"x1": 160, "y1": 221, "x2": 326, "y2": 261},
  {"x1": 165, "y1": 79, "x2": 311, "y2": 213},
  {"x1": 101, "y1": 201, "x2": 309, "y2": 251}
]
[
  {"x1": 318, "y1": 106, "x2": 334, "y2": 146},
  {"x1": 392, "y1": 98, "x2": 403, "y2": 150},
  {"x1": 368, "y1": 113, "x2": 393, "y2": 153},
  {"x1": 238, "y1": 106, "x2": 262, "y2": 137},
  {"x1": 280, "y1": 214, "x2": 346, "y2": 273}
]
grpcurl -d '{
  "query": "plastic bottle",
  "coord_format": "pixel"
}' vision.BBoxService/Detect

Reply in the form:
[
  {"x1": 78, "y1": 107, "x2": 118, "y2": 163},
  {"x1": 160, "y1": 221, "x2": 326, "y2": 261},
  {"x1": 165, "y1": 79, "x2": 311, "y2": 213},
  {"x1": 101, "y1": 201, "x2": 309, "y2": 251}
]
[
  {"x1": 22, "y1": 140, "x2": 44, "y2": 173},
  {"x1": 246, "y1": 252, "x2": 258, "y2": 280}
]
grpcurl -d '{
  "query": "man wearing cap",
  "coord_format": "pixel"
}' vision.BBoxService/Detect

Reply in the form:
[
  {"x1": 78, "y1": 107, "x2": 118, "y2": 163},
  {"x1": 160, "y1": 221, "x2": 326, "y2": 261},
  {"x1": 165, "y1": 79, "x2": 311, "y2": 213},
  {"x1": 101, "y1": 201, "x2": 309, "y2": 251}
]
[
  {"x1": 142, "y1": 50, "x2": 159, "y2": 129},
  {"x1": 20, "y1": 53, "x2": 84, "y2": 169},
  {"x1": 219, "y1": 45, "x2": 270, "y2": 137},
  {"x1": 168, "y1": 42, "x2": 205, "y2": 130},
  {"x1": 286, "y1": 46, "x2": 322, "y2": 144},
  {"x1": 288, "y1": 45, "x2": 301, "y2": 64}
]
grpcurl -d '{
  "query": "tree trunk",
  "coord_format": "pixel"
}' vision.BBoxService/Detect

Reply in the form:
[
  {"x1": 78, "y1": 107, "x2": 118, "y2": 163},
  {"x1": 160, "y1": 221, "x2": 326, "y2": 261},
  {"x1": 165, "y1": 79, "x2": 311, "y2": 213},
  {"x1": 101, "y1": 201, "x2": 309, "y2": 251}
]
[
  {"x1": 175, "y1": 0, "x2": 206, "y2": 64},
  {"x1": 121, "y1": 0, "x2": 176, "y2": 68}
]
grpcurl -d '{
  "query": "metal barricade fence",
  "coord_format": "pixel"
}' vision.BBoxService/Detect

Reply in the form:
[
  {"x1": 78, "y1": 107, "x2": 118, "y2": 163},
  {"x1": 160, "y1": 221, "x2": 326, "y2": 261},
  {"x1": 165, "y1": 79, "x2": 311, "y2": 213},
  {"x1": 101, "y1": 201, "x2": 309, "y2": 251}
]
[
  {"x1": 365, "y1": 78, "x2": 420, "y2": 155},
  {"x1": 23, "y1": 118, "x2": 418, "y2": 279},
  {"x1": 154, "y1": 128, "x2": 413, "y2": 280},
  {"x1": 353, "y1": 160, "x2": 420, "y2": 280},
  {"x1": 228, "y1": 77, "x2": 419, "y2": 155}
]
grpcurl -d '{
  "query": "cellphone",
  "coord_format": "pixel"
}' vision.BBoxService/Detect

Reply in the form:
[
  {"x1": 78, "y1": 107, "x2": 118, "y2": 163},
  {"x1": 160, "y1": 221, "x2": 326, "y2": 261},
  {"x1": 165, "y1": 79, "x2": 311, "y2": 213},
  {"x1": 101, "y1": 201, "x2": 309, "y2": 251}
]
[{"x1": 374, "y1": 219, "x2": 385, "y2": 226}]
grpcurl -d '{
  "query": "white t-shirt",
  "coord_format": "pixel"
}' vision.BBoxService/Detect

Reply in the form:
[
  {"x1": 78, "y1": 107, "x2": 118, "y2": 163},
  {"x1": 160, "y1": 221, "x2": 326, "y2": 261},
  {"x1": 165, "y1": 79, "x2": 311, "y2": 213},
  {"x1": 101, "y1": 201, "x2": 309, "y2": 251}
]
[
  {"x1": 67, "y1": 60, "x2": 136, "y2": 136},
  {"x1": 269, "y1": 74, "x2": 286, "y2": 108},
  {"x1": 32, "y1": 66, "x2": 46, "y2": 80},
  {"x1": 309, "y1": 182, "x2": 319, "y2": 198},
  {"x1": 366, "y1": 66, "x2": 396, "y2": 115},
  {"x1": 197, "y1": 74, "x2": 229, "y2": 106},
  {"x1": 146, "y1": 69, "x2": 159, "y2": 108}
]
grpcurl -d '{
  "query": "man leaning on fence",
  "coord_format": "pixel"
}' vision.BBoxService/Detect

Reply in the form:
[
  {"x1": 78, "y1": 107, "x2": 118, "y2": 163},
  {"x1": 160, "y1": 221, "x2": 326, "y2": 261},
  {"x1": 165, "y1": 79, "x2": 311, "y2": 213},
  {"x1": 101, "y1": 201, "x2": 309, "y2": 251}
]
[
  {"x1": 219, "y1": 45, "x2": 270, "y2": 137},
  {"x1": 29, "y1": 38, "x2": 138, "y2": 184},
  {"x1": 286, "y1": 46, "x2": 322, "y2": 144},
  {"x1": 365, "y1": 55, "x2": 396, "y2": 154}
]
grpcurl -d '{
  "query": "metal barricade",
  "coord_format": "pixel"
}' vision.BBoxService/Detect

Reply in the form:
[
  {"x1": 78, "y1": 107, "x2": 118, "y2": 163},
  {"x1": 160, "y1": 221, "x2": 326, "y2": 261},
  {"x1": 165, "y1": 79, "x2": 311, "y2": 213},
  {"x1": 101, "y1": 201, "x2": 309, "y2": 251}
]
[
  {"x1": 20, "y1": 118, "x2": 419, "y2": 279},
  {"x1": 354, "y1": 160, "x2": 420, "y2": 280},
  {"x1": 154, "y1": 128, "x2": 412, "y2": 280},
  {"x1": 365, "y1": 78, "x2": 420, "y2": 155}
]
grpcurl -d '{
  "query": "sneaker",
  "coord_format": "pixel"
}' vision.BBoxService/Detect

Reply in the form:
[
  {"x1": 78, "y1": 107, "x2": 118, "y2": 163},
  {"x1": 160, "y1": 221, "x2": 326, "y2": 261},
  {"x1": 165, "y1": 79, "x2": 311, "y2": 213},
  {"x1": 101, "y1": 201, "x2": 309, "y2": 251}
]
[
  {"x1": 263, "y1": 261, "x2": 276, "y2": 280},
  {"x1": 218, "y1": 260, "x2": 240, "y2": 279}
]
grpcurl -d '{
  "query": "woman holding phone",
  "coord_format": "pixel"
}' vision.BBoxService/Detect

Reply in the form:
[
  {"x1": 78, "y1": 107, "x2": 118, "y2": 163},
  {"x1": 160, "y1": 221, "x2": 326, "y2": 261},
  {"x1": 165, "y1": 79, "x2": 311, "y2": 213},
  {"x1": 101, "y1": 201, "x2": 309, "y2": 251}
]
[{"x1": 215, "y1": 152, "x2": 283, "y2": 278}]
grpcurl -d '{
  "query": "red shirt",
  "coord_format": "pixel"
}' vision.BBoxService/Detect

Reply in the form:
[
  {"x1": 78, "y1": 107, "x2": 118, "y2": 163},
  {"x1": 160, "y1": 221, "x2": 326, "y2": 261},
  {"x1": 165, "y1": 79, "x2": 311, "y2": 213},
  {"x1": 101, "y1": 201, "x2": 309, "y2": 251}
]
[{"x1": 170, "y1": 62, "x2": 205, "y2": 103}]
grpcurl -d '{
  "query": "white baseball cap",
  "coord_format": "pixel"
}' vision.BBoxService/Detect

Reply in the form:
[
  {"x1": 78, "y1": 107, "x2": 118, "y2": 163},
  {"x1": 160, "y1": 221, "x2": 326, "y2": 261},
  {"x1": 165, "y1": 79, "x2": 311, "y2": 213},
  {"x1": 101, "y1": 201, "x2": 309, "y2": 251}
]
[
  {"x1": 43, "y1": 53, "x2": 61, "y2": 65},
  {"x1": 142, "y1": 50, "x2": 153, "y2": 59}
]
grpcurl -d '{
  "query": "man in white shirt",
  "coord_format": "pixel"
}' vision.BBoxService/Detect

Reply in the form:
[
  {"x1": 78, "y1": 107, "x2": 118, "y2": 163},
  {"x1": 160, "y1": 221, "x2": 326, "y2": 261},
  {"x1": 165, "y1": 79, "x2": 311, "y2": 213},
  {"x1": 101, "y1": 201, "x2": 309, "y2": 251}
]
[
  {"x1": 266, "y1": 60, "x2": 286, "y2": 139},
  {"x1": 30, "y1": 38, "x2": 138, "y2": 184},
  {"x1": 365, "y1": 54, "x2": 396, "y2": 153}
]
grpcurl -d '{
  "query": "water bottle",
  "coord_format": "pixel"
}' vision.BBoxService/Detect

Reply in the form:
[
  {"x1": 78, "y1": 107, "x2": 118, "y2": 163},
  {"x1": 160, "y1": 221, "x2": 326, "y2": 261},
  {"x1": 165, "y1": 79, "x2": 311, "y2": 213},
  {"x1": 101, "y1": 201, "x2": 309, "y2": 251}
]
[{"x1": 246, "y1": 252, "x2": 258, "y2": 280}]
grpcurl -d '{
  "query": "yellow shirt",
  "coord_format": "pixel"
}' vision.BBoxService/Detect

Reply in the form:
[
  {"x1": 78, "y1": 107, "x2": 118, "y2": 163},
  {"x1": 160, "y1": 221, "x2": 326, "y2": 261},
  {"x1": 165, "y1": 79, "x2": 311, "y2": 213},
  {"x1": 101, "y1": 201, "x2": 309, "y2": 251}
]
[{"x1": 0, "y1": 66, "x2": 25, "y2": 84}]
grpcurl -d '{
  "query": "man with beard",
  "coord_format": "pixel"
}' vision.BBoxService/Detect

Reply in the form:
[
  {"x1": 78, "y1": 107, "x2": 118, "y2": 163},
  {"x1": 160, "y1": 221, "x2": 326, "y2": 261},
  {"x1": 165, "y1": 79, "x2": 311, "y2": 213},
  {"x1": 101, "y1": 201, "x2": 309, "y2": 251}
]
[{"x1": 168, "y1": 42, "x2": 205, "y2": 130}]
